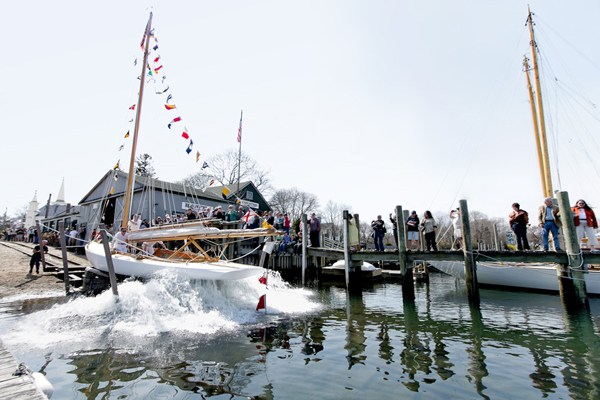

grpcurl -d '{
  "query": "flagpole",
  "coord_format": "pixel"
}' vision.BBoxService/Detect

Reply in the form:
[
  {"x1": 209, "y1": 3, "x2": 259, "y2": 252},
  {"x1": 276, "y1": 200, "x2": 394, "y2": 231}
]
[
  {"x1": 122, "y1": 12, "x2": 152, "y2": 229},
  {"x1": 237, "y1": 109, "x2": 243, "y2": 196}
]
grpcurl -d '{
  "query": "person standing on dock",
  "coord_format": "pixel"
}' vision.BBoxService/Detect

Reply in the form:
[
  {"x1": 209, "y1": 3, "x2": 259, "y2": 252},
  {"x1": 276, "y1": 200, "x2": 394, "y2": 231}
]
[
  {"x1": 509, "y1": 203, "x2": 530, "y2": 251},
  {"x1": 420, "y1": 211, "x2": 438, "y2": 251},
  {"x1": 571, "y1": 199, "x2": 599, "y2": 252},
  {"x1": 538, "y1": 197, "x2": 562, "y2": 252},
  {"x1": 371, "y1": 215, "x2": 385, "y2": 251},
  {"x1": 449, "y1": 208, "x2": 463, "y2": 250},
  {"x1": 389, "y1": 213, "x2": 398, "y2": 248},
  {"x1": 29, "y1": 240, "x2": 48, "y2": 274},
  {"x1": 308, "y1": 213, "x2": 321, "y2": 247},
  {"x1": 406, "y1": 211, "x2": 420, "y2": 250}
]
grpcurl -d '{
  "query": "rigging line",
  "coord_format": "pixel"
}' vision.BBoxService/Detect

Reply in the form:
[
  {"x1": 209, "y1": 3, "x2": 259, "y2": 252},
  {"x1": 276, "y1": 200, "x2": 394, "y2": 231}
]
[
  {"x1": 534, "y1": 15, "x2": 600, "y2": 74},
  {"x1": 556, "y1": 81, "x2": 600, "y2": 124},
  {"x1": 428, "y1": 25, "x2": 528, "y2": 211},
  {"x1": 556, "y1": 89, "x2": 600, "y2": 163}
]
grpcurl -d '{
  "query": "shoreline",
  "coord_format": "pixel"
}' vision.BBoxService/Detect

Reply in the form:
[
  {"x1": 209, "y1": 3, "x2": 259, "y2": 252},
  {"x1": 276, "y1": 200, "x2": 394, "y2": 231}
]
[{"x1": 0, "y1": 242, "x2": 90, "y2": 300}]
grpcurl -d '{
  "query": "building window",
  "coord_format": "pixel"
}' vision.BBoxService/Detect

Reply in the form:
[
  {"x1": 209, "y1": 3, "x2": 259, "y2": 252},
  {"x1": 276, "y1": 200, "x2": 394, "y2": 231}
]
[{"x1": 246, "y1": 191, "x2": 254, "y2": 200}]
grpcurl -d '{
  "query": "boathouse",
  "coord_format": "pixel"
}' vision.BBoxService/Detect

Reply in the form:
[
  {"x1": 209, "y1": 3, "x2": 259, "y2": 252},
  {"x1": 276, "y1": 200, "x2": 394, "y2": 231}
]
[{"x1": 76, "y1": 170, "x2": 272, "y2": 239}]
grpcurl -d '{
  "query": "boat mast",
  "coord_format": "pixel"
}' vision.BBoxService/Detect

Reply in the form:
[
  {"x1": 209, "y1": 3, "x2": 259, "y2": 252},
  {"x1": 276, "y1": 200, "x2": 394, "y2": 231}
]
[
  {"x1": 523, "y1": 56, "x2": 548, "y2": 197},
  {"x1": 527, "y1": 7, "x2": 553, "y2": 198},
  {"x1": 122, "y1": 12, "x2": 153, "y2": 229}
]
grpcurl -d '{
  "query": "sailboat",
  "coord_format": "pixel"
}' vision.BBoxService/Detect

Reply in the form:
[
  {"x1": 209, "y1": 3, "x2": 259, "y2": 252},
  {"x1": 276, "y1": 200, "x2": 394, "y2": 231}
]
[
  {"x1": 431, "y1": 8, "x2": 600, "y2": 295},
  {"x1": 85, "y1": 13, "x2": 276, "y2": 280}
]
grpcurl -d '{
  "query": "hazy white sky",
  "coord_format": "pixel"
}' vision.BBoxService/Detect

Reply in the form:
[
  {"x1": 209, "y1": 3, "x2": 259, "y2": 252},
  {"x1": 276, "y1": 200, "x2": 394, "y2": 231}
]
[{"x1": 2, "y1": 0, "x2": 600, "y2": 225}]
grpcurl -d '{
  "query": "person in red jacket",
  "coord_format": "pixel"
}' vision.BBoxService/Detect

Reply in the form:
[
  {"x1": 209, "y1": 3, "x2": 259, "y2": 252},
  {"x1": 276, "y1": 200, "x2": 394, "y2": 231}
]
[{"x1": 571, "y1": 199, "x2": 599, "y2": 252}]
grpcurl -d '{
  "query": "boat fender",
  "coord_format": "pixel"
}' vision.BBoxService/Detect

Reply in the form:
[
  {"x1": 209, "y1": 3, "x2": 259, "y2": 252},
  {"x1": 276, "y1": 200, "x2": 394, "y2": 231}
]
[{"x1": 32, "y1": 372, "x2": 54, "y2": 399}]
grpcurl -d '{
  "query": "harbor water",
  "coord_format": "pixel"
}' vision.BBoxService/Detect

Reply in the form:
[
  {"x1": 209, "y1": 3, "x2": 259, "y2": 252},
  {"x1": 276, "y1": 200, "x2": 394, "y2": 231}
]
[{"x1": 1, "y1": 271, "x2": 600, "y2": 399}]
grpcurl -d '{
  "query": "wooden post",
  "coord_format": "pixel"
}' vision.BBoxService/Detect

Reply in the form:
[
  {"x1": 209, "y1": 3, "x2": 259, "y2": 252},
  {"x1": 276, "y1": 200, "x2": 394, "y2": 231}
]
[
  {"x1": 396, "y1": 206, "x2": 414, "y2": 300},
  {"x1": 402, "y1": 209, "x2": 409, "y2": 250},
  {"x1": 556, "y1": 191, "x2": 588, "y2": 310},
  {"x1": 343, "y1": 210, "x2": 350, "y2": 288},
  {"x1": 460, "y1": 200, "x2": 479, "y2": 305},
  {"x1": 36, "y1": 222, "x2": 48, "y2": 272},
  {"x1": 301, "y1": 213, "x2": 307, "y2": 286},
  {"x1": 98, "y1": 223, "x2": 119, "y2": 297},
  {"x1": 493, "y1": 224, "x2": 500, "y2": 251},
  {"x1": 58, "y1": 221, "x2": 70, "y2": 295}
]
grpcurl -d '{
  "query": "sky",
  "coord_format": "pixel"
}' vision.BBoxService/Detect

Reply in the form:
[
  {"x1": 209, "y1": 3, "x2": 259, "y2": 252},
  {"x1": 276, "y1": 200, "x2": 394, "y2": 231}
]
[{"x1": 2, "y1": 0, "x2": 600, "y2": 226}]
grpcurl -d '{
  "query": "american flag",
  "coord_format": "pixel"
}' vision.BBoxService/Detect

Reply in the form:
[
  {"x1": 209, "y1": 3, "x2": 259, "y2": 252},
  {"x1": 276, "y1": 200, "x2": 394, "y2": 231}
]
[{"x1": 237, "y1": 110, "x2": 243, "y2": 143}]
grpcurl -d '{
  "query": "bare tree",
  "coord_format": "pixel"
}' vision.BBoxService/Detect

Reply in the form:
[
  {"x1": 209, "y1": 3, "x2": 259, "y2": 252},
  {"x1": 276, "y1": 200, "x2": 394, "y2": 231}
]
[
  {"x1": 178, "y1": 149, "x2": 272, "y2": 195},
  {"x1": 269, "y1": 188, "x2": 320, "y2": 225},
  {"x1": 321, "y1": 200, "x2": 352, "y2": 240}
]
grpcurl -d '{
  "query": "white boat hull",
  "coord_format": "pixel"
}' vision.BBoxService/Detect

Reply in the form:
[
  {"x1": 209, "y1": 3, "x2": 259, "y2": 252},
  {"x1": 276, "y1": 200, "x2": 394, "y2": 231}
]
[
  {"x1": 85, "y1": 241, "x2": 264, "y2": 281},
  {"x1": 430, "y1": 260, "x2": 600, "y2": 295}
]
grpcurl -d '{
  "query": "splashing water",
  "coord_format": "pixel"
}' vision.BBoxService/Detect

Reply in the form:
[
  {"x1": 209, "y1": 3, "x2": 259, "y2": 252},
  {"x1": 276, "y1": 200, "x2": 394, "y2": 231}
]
[{"x1": 0, "y1": 270, "x2": 321, "y2": 353}]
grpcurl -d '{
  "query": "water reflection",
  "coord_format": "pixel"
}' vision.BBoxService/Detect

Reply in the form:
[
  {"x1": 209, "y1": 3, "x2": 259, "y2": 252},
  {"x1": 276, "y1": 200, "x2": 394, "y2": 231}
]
[{"x1": 3, "y1": 274, "x2": 600, "y2": 399}]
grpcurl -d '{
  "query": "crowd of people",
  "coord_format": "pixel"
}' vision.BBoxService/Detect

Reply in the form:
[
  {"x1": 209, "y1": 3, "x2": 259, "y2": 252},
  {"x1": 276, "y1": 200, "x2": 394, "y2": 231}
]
[{"x1": 365, "y1": 197, "x2": 599, "y2": 253}]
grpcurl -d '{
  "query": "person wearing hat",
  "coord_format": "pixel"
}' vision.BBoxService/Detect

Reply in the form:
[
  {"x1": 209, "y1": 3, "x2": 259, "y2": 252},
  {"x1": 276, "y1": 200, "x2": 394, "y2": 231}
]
[
  {"x1": 406, "y1": 211, "x2": 420, "y2": 250},
  {"x1": 225, "y1": 205, "x2": 237, "y2": 221},
  {"x1": 214, "y1": 206, "x2": 225, "y2": 220},
  {"x1": 308, "y1": 213, "x2": 321, "y2": 247}
]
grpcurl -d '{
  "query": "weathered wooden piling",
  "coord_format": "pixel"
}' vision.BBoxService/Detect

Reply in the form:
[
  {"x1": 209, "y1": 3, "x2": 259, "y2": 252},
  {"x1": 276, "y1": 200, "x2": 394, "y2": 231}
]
[
  {"x1": 58, "y1": 220, "x2": 70, "y2": 295},
  {"x1": 395, "y1": 206, "x2": 414, "y2": 300},
  {"x1": 343, "y1": 210, "x2": 350, "y2": 287},
  {"x1": 459, "y1": 199, "x2": 479, "y2": 305},
  {"x1": 98, "y1": 223, "x2": 119, "y2": 297},
  {"x1": 493, "y1": 224, "x2": 501, "y2": 251},
  {"x1": 301, "y1": 213, "x2": 308, "y2": 286},
  {"x1": 556, "y1": 191, "x2": 588, "y2": 310}
]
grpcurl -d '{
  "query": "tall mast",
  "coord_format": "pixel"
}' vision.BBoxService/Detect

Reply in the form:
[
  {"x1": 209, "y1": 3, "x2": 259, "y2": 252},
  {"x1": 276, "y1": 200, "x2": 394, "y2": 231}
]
[
  {"x1": 524, "y1": 56, "x2": 548, "y2": 197},
  {"x1": 237, "y1": 109, "x2": 243, "y2": 196},
  {"x1": 527, "y1": 7, "x2": 553, "y2": 198},
  {"x1": 122, "y1": 12, "x2": 153, "y2": 228}
]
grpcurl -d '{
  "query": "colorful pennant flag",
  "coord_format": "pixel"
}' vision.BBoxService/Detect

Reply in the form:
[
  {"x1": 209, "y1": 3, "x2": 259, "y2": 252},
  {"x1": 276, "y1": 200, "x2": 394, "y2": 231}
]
[
  {"x1": 181, "y1": 131, "x2": 189, "y2": 139},
  {"x1": 154, "y1": 56, "x2": 160, "y2": 63},
  {"x1": 118, "y1": 144, "x2": 124, "y2": 151},
  {"x1": 202, "y1": 180, "x2": 215, "y2": 192},
  {"x1": 114, "y1": 160, "x2": 120, "y2": 170},
  {"x1": 186, "y1": 139, "x2": 193, "y2": 154},
  {"x1": 129, "y1": 104, "x2": 136, "y2": 110},
  {"x1": 154, "y1": 66, "x2": 163, "y2": 74},
  {"x1": 110, "y1": 187, "x2": 114, "y2": 195},
  {"x1": 124, "y1": 131, "x2": 130, "y2": 138},
  {"x1": 153, "y1": 45, "x2": 158, "y2": 51},
  {"x1": 202, "y1": 161, "x2": 209, "y2": 170},
  {"x1": 222, "y1": 186, "x2": 230, "y2": 199},
  {"x1": 237, "y1": 110, "x2": 243, "y2": 143},
  {"x1": 168, "y1": 116, "x2": 181, "y2": 129},
  {"x1": 165, "y1": 104, "x2": 176, "y2": 110},
  {"x1": 166, "y1": 94, "x2": 172, "y2": 103},
  {"x1": 133, "y1": 58, "x2": 138, "y2": 66},
  {"x1": 256, "y1": 294, "x2": 266, "y2": 311},
  {"x1": 196, "y1": 151, "x2": 200, "y2": 163},
  {"x1": 156, "y1": 86, "x2": 169, "y2": 94}
]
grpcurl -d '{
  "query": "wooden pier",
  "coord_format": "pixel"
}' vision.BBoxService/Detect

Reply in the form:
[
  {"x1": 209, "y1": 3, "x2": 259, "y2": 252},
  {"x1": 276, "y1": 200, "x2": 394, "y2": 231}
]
[
  {"x1": 277, "y1": 193, "x2": 596, "y2": 312},
  {"x1": 0, "y1": 339, "x2": 47, "y2": 399}
]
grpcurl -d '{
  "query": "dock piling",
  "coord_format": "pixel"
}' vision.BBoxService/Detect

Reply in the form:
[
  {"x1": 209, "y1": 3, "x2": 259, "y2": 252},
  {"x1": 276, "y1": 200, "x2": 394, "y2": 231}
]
[
  {"x1": 301, "y1": 213, "x2": 307, "y2": 286},
  {"x1": 459, "y1": 199, "x2": 480, "y2": 305},
  {"x1": 98, "y1": 223, "x2": 119, "y2": 297},
  {"x1": 58, "y1": 220, "x2": 70, "y2": 295},
  {"x1": 396, "y1": 206, "x2": 414, "y2": 300},
  {"x1": 556, "y1": 191, "x2": 588, "y2": 310}
]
